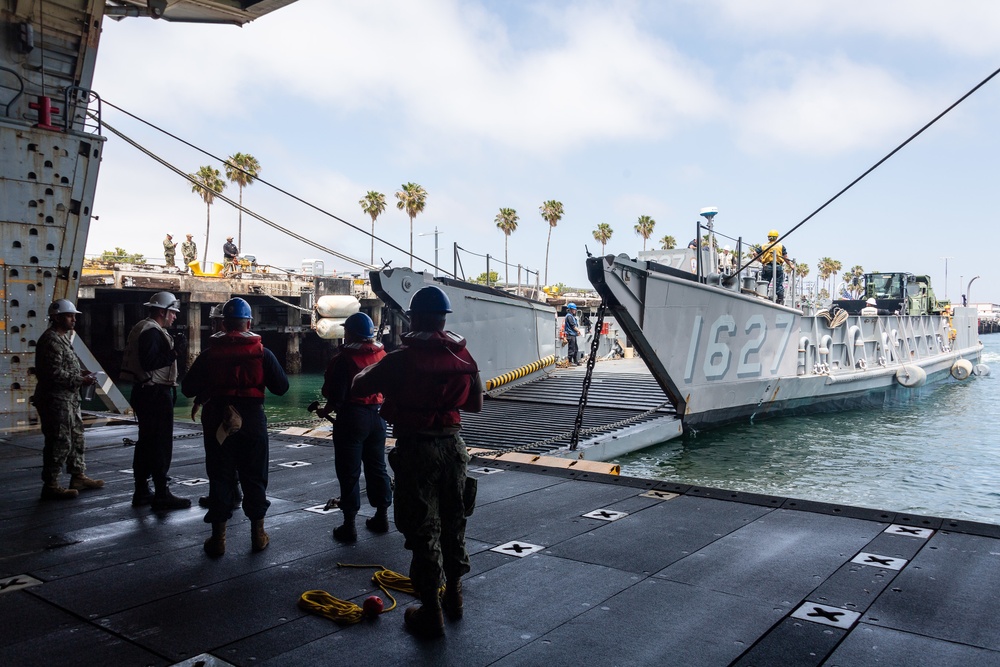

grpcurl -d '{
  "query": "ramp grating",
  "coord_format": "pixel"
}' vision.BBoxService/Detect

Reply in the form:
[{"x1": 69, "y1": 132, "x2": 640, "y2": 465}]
[{"x1": 461, "y1": 365, "x2": 678, "y2": 455}]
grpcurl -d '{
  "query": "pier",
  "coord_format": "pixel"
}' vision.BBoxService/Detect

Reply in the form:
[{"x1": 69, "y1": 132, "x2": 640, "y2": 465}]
[
  {"x1": 76, "y1": 266, "x2": 380, "y2": 377},
  {"x1": 2, "y1": 416, "x2": 999, "y2": 665}
]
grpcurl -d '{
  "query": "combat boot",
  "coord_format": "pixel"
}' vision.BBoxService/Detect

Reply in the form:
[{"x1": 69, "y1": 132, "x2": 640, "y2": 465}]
[
  {"x1": 204, "y1": 522, "x2": 226, "y2": 558},
  {"x1": 251, "y1": 518, "x2": 269, "y2": 552},
  {"x1": 70, "y1": 474, "x2": 105, "y2": 491},
  {"x1": 41, "y1": 484, "x2": 78, "y2": 501},
  {"x1": 131, "y1": 481, "x2": 153, "y2": 507},
  {"x1": 150, "y1": 489, "x2": 191, "y2": 511},
  {"x1": 404, "y1": 591, "x2": 445, "y2": 639},
  {"x1": 365, "y1": 507, "x2": 390, "y2": 533},
  {"x1": 442, "y1": 577, "x2": 463, "y2": 620},
  {"x1": 333, "y1": 515, "x2": 357, "y2": 543}
]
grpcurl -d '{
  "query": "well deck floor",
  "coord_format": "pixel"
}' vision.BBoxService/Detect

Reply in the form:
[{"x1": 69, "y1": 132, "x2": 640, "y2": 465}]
[{"x1": 2, "y1": 418, "x2": 999, "y2": 666}]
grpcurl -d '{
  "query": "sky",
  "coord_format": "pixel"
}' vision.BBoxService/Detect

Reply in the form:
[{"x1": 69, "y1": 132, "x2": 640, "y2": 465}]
[{"x1": 86, "y1": 0, "x2": 1000, "y2": 303}]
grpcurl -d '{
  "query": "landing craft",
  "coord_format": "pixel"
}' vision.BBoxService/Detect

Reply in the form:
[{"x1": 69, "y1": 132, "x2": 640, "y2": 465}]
[{"x1": 587, "y1": 225, "x2": 988, "y2": 431}]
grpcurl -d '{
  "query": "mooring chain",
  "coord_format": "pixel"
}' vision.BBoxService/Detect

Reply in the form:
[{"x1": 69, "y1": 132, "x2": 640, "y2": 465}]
[{"x1": 570, "y1": 302, "x2": 607, "y2": 450}]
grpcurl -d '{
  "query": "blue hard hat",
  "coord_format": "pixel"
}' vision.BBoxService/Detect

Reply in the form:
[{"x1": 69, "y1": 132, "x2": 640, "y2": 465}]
[
  {"x1": 567, "y1": 303, "x2": 578, "y2": 310},
  {"x1": 222, "y1": 297, "x2": 252, "y2": 320},
  {"x1": 407, "y1": 286, "x2": 452, "y2": 314},
  {"x1": 344, "y1": 312, "x2": 376, "y2": 338}
]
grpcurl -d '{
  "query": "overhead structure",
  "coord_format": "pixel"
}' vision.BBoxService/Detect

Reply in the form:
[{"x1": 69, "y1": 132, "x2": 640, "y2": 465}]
[
  {"x1": 103, "y1": 0, "x2": 297, "y2": 25},
  {"x1": 0, "y1": 0, "x2": 299, "y2": 430}
]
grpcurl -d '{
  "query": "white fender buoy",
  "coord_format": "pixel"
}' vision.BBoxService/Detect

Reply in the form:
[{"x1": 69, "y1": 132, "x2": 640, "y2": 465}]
[
  {"x1": 316, "y1": 295, "x2": 360, "y2": 319},
  {"x1": 315, "y1": 317, "x2": 347, "y2": 339},
  {"x1": 895, "y1": 365, "x2": 927, "y2": 388},
  {"x1": 951, "y1": 359, "x2": 973, "y2": 380},
  {"x1": 973, "y1": 364, "x2": 991, "y2": 377}
]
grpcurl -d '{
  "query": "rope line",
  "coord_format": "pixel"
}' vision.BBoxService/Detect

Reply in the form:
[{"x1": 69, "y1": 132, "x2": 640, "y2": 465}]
[
  {"x1": 297, "y1": 564, "x2": 440, "y2": 625},
  {"x1": 99, "y1": 100, "x2": 453, "y2": 277},
  {"x1": 95, "y1": 116, "x2": 373, "y2": 269},
  {"x1": 732, "y1": 64, "x2": 1000, "y2": 277}
]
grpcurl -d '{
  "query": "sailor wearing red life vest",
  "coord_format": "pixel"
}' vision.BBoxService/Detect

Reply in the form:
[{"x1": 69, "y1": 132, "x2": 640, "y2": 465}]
[
  {"x1": 317, "y1": 311, "x2": 393, "y2": 543},
  {"x1": 352, "y1": 285, "x2": 483, "y2": 639},
  {"x1": 181, "y1": 298, "x2": 289, "y2": 558}
]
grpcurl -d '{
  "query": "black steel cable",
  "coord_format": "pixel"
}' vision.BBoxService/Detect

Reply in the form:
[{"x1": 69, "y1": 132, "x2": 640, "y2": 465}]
[
  {"x1": 100, "y1": 98, "x2": 455, "y2": 277},
  {"x1": 733, "y1": 64, "x2": 1000, "y2": 276}
]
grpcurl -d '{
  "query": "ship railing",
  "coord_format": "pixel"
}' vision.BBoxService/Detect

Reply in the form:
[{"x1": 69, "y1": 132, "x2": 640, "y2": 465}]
[{"x1": 62, "y1": 86, "x2": 101, "y2": 136}]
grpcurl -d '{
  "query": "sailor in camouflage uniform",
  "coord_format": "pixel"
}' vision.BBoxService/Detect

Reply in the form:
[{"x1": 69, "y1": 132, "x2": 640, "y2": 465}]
[
  {"x1": 163, "y1": 234, "x2": 176, "y2": 267},
  {"x1": 181, "y1": 233, "x2": 198, "y2": 272},
  {"x1": 353, "y1": 286, "x2": 483, "y2": 639},
  {"x1": 33, "y1": 299, "x2": 103, "y2": 500}
]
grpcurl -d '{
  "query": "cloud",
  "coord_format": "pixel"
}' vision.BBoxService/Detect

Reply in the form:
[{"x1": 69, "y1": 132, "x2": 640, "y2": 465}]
[
  {"x1": 707, "y1": 0, "x2": 1000, "y2": 58},
  {"x1": 97, "y1": 0, "x2": 723, "y2": 156},
  {"x1": 734, "y1": 56, "x2": 934, "y2": 156}
]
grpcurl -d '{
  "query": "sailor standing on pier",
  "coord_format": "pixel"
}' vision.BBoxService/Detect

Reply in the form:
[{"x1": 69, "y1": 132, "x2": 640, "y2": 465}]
[
  {"x1": 353, "y1": 285, "x2": 483, "y2": 639},
  {"x1": 163, "y1": 234, "x2": 176, "y2": 268},
  {"x1": 181, "y1": 234, "x2": 197, "y2": 273}
]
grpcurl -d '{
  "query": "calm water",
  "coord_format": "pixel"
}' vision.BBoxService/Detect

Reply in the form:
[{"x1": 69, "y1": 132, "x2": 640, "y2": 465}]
[
  {"x1": 163, "y1": 337, "x2": 1000, "y2": 524},
  {"x1": 169, "y1": 374, "x2": 327, "y2": 425},
  {"x1": 615, "y1": 334, "x2": 1000, "y2": 525}
]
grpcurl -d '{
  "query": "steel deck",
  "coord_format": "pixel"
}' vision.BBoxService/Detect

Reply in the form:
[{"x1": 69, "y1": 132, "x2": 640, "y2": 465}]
[{"x1": 3, "y1": 418, "x2": 1000, "y2": 666}]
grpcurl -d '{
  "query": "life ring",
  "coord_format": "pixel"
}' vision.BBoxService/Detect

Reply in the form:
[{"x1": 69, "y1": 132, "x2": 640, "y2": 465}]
[
  {"x1": 896, "y1": 365, "x2": 927, "y2": 388},
  {"x1": 951, "y1": 359, "x2": 973, "y2": 380}
]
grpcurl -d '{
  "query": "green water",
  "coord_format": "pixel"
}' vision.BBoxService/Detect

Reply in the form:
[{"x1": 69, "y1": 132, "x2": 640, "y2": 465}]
[
  {"x1": 168, "y1": 374, "x2": 328, "y2": 425},
  {"x1": 614, "y1": 335, "x2": 1000, "y2": 524}
]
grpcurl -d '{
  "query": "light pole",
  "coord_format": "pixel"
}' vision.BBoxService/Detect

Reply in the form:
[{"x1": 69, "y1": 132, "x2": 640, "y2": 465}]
[
  {"x1": 418, "y1": 227, "x2": 442, "y2": 277},
  {"x1": 941, "y1": 256, "x2": 954, "y2": 300}
]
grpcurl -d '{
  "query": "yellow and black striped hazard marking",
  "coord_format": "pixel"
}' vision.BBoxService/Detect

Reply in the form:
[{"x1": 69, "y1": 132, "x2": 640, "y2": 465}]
[{"x1": 485, "y1": 355, "x2": 556, "y2": 391}]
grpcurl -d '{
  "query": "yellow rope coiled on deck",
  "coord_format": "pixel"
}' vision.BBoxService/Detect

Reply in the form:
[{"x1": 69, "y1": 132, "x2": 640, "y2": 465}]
[{"x1": 297, "y1": 563, "x2": 445, "y2": 625}]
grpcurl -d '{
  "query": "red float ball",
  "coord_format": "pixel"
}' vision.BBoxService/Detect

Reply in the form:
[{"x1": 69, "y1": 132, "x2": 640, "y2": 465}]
[{"x1": 362, "y1": 595, "x2": 384, "y2": 618}]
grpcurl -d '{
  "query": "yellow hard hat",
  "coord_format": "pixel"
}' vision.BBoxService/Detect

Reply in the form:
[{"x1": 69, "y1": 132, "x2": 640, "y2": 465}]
[{"x1": 767, "y1": 229, "x2": 779, "y2": 239}]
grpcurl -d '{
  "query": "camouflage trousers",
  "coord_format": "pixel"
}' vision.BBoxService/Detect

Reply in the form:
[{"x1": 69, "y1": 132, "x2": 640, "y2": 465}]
[
  {"x1": 389, "y1": 433, "x2": 471, "y2": 596},
  {"x1": 36, "y1": 394, "x2": 86, "y2": 484}
]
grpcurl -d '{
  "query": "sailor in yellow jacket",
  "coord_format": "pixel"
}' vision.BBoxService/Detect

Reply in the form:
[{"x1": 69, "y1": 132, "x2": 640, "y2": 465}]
[{"x1": 759, "y1": 229, "x2": 794, "y2": 305}]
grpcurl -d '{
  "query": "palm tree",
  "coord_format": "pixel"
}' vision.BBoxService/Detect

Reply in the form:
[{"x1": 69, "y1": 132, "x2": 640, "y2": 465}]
[
  {"x1": 190, "y1": 165, "x2": 226, "y2": 267},
  {"x1": 817, "y1": 258, "x2": 835, "y2": 301},
  {"x1": 223, "y1": 153, "x2": 260, "y2": 251},
  {"x1": 845, "y1": 264, "x2": 864, "y2": 299},
  {"x1": 659, "y1": 235, "x2": 677, "y2": 250},
  {"x1": 830, "y1": 259, "x2": 843, "y2": 298},
  {"x1": 359, "y1": 191, "x2": 387, "y2": 265},
  {"x1": 395, "y1": 183, "x2": 428, "y2": 269},
  {"x1": 794, "y1": 261, "x2": 811, "y2": 300},
  {"x1": 634, "y1": 215, "x2": 655, "y2": 251},
  {"x1": 593, "y1": 223, "x2": 613, "y2": 254},
  {"x1": 495, "y1": 207, "x2": 519, "y2": 286},
  {"x1": 539, "y1": 200, "x2": 564, "y2": 285}
]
